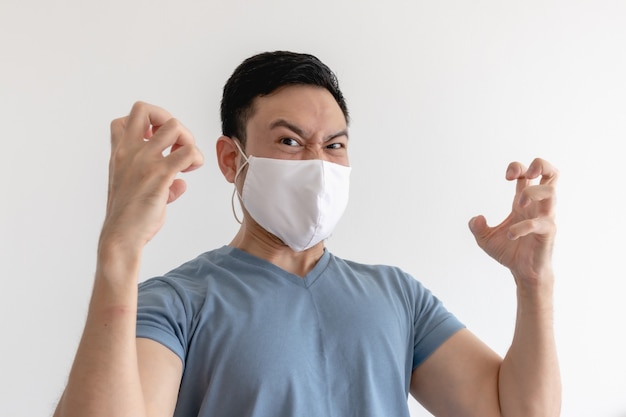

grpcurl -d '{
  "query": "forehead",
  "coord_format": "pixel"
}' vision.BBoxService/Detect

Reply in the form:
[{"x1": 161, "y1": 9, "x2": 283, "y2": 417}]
[{"x1": 246, "y1": 85, "x2": 347, "y2": 134}]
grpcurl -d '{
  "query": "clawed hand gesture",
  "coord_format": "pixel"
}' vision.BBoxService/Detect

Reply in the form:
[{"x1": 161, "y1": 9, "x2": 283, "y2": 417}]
[
  {"x1": 469, "y1": 158, "x2": 558, "y2": 286},
  {"x1": 101, "y1": 102, "x2": 204, "y2": 251}
]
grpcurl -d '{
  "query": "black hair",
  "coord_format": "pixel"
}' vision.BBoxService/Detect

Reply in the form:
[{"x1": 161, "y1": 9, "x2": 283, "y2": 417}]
[{"x1": 220, "y1": 51, "x2": 349, "y2": 146}]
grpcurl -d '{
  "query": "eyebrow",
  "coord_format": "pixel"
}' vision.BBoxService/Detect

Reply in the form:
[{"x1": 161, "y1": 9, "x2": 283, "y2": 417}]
[{"x1": 269, "y1": 119, "x2": 349, "y2": 142}]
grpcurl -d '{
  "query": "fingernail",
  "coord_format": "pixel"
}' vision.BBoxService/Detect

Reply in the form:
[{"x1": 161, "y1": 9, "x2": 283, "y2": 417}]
[{"x1": 506, "y1": 166, "x2": 516, "y2": 178}]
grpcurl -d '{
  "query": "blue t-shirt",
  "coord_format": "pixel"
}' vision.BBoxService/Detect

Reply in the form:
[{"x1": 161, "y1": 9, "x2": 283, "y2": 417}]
[{"x1": 137, "y1": 246, "x2": 464, "y2": 417}]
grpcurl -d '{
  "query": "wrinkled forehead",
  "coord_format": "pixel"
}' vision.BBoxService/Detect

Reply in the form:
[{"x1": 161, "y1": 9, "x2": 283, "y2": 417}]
[{"x1": 245, "y1": 85, "x2": 347, "y2": 135}]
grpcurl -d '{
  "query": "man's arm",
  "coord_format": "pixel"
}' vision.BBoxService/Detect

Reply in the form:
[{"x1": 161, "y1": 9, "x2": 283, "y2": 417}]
[
  {"x1": 411, "y1": 158, "x2": 561, "y2": 417},
  {"x1": 410, "y1": 329, "x2": 502, "y2": 416},
  {"x1": 498, "y1": 272, "x2": 560, "y2": 416},
  {"x1": 53, "y1": 102, "x2": 203, "y2": 417},
  {"x1": 54, "y1": 334, "x2": 182, "y2": 417},
  {"x1": 137, "y1": 338, "x2": 184, "y2": 417},
  {"x1": 411, "y1": 295, "x2": 559, "y2": 417}
]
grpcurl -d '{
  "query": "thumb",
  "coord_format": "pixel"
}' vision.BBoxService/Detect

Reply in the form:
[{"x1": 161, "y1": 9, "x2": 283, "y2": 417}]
[
  {"x1": 468, "y1": 215, "x2": 489, "y2": 241},
  {"x1": 167, "y1": 178, "x2": 187, "y2": 204}
]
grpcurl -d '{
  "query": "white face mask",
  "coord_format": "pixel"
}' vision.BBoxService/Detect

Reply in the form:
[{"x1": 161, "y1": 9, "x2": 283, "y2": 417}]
[{"x1": 232, "y1": 141, "x2": 351, "y2": 252}]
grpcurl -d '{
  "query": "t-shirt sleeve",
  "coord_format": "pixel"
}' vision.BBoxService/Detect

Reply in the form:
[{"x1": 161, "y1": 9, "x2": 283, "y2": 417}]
[
  {"x1": 411, "y1": 281, "x2": 465, "y2": 369},
  {"x1": 136, "y1": 278, "x2": 189, "y2": 364}
]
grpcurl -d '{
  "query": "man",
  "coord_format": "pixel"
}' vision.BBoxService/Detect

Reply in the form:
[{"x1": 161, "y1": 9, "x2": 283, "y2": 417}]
[{"x1": 53, "y1": 51, "x2": 561, "y2": 417}]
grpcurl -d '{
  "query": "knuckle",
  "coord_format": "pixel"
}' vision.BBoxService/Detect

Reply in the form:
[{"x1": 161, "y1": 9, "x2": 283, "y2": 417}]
[
  {"x1": 110, "y1": 117, "x2": 123, "y2": 129},
  {"x1": 131, "y1": 101, "x2": 148, "y2": 113},
  {"x1": 163, "y1": 117, "x2": 185, "y2": 131},
  {"x1": 110, "y1": 117, "x2": 126, "y2": 138},
  {"x1": 111, "y1": 147, "x2": 130, "y2": 165}
]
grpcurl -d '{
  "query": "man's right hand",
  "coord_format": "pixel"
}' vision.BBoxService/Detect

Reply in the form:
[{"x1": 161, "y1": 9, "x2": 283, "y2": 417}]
[
  {"x1": 53, "y1": 102, "x2": 200, "y2": 417},
  {"x1": 100, "y1": 102, "x2": 204, "y2": 252}
]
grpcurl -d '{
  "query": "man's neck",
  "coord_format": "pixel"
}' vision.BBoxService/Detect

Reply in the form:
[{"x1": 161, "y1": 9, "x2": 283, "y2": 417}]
[{"x1": 229, "y1": 225, "x2": 325, "y2": 278}]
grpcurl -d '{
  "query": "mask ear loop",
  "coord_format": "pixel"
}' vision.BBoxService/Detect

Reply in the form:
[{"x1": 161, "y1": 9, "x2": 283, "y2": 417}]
[
  {"x1": 231, "y1": 188, "x2": 243, "y2": 225},
  {"x1": 230, "y1": 139, "x2": 249, "y2": 225}
]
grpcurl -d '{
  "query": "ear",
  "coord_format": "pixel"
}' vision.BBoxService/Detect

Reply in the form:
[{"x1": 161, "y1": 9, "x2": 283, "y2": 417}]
[{"x1": 216, "y1": 135, "x2": 240, "y2": 183}]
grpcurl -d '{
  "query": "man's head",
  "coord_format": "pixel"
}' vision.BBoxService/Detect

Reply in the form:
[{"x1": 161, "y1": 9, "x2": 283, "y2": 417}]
[{"x1": 220, "y1": 51, "x2": 349, "y2": 148}]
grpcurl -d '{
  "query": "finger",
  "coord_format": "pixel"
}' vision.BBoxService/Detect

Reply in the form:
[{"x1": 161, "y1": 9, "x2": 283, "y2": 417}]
[
  {"x1": 518, "y1": 184, "x2": 557, "y2": 208},
  {"x1": 505, "y1": 161, "x2": 527, "y2": 181},
  {"x1": 180, "y1": 146, "x2": 205, "y2": 172},
  {"x1": 148, "y1": 117, "x2": 196, "y2": 152},
  {"x1": 163, "y1": 141, "x2": 205, "y2": 173},
  {"x1": 526, "y1": 157, "x2": 559, "y2": 185},
  {"x1": 505, "y1": 161, "x2": 532, "y2": 197},
  {"x1": 126, "y1": 101, "x2": 173, "y2": 141},
  {"x1": 507, "y1": 217, "x2": 556, "y2": 240}
]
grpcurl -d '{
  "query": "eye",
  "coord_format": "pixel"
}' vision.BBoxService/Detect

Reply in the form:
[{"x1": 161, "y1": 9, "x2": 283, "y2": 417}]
[
  {"x1": 280, "y1": 137, "x2": 300, "y2": 146},
  {"x1": 326, "y1": 142, "x2": 346, "y2": 150}
]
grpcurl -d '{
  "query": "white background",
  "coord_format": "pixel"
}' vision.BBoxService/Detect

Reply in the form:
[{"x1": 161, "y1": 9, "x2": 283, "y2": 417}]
[{"x1": 1, "y1": 0, "x2": 625, "y2": 416}]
